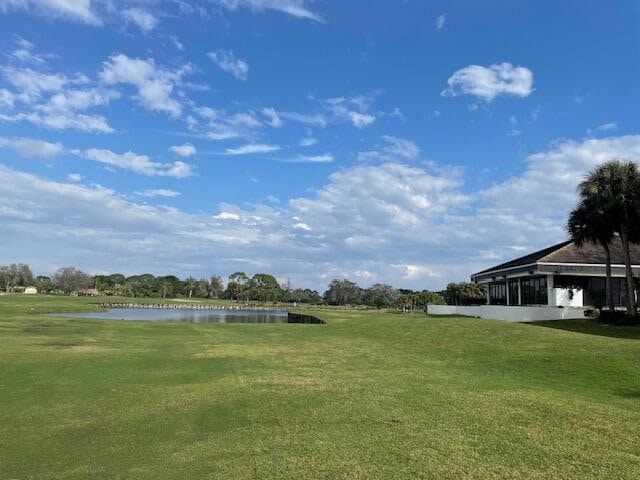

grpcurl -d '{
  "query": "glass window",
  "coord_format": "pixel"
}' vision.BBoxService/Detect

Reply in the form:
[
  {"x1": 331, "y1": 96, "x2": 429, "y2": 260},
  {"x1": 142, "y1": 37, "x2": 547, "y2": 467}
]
[
  {"x1": 508, "y1": 280, "x2": 519, "y2": 305},
  {"x1": 489, "y1": 282, "x2": 507, "y2": 305},
  {"x1": 521, "y1": 276, "x2": 548, "y2": 305}
]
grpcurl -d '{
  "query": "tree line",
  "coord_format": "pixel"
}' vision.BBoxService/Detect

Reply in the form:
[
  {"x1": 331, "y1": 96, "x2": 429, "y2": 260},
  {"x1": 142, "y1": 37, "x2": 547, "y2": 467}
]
[{"x1": 0, "y1": 265, "x2": 446, "y2": 308}]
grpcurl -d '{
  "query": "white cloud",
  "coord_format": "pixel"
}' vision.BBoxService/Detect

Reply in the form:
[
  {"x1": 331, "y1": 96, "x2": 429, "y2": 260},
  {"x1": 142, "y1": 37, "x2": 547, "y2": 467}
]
[
  {"x1": 436, "y1": 13, "x2": 446, "y2": 30},
  {"x1": 320, "y1": 95, "x2": 380, "y2": 128},
  {"x1": 208, "y1": 50, "x2": 249, "y2": 81},
  {"x1": 0, "y1": 88, "x2": 15, "y2": 108},
  {"x1": 0, "y1": 64, "x2": 117, "y2": 133},
  {"x1": 83, "y1": 148, "x2": 193, "y2": 177},
  {"x1": 122, "y1": 8, "x2": 158, "y2": 32},
  {"x1": 299, "y1": 136, "x2": 317, "y2": 147},
  {"x1": 1, "y1": 110, "x2": 114, "y2": 132},
  {"x1": 358, "y1": 135, "x2": 419, "y2": 162},
  {"x1": 210, "y1": 0, "x2": 324, "y2": 22},
  {"x1": 214, "y1": 211, "x2": 241, "y2": 220},
  {"x1": 228, "y1": 111, "x2": 261, "y2": 128},
  {"x1": 442, "y1": 62, "x2": 534, "y2": 102},
  {"x1": 136, "y1": 189, "x2": 181, "y2": 198},
  {"x1": 279, "y1": 111, "x2": 327, "y2": 127},
  {"x1": 67, "y1": 173, "x2": 82, "y2": 182},
  {"x1": 481, "y1": 135, "x2": 640, "y2": 218},
  {"x1": 224, "y1": 143, "x2": 280, "y2": 155},
  {"x1": 170, "y1": 143, "x2": 197, "y2": 157},
  {"x1": 1, "y1": 66, "x2": 69, "y2": 100},
  {"x1": 283, "y1": 154, "x2": 333, "y2": 163},
  {"x1": 100, "y1": 54, "x2": 190, "y2": 116},
  {"x1": 0, "y1": 136, "x2": 63, "y2": 158},
  {"x1": 261, "y1": 107, "x2": 282, "y2": 127},
  {"x1": 193, "y1": 106, "x2": 219, "y2": 120},
  {"x1": 30, "y1": 87, "x2": 118, "y2": 132},
  {"x1": 0, "y1": 0, "x2": 101, "y2": 24},
  {"x1": 9, "y1": 37, "x2": 48, "y2": 64},
  {"x1": 404, "y1": 264, "x2": 437, "y2": 279},
  {"x1": 595, "y1": 122, "x2": 617, "y2": 132},
  {"x1": 293, "y1": 221, "x2": 311, "y2": 231},
  {"x1": 348, "y1": 111, "x2": 376, "y2": 128}
]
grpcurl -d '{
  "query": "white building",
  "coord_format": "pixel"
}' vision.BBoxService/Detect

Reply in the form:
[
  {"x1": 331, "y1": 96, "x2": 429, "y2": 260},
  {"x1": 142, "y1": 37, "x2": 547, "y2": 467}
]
[{"x1": 471, "y1": 239, "x2": 640, "y2": 308}]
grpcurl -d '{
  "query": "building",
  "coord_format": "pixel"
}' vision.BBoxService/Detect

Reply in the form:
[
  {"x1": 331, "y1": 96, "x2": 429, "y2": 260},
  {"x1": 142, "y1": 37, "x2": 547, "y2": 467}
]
[
  {"x1": 471, "y1": 238, "x2": 640, "y2": 308},
  {"x1": 24, "y1": 286, "x2": 37, "y2": 295}
]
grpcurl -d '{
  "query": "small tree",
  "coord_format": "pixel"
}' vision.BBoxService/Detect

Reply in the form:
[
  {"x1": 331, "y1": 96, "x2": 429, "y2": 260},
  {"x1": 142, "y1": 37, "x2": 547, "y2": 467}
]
[{"x1": 52, "y1": 267, "x2": 93, "y2": 294}]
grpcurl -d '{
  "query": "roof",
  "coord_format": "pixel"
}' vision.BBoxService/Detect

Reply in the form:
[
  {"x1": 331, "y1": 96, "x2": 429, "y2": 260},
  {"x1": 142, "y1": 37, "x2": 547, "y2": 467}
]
[{"x1": 472, "y1": 237, "x2": 640, "y2": 277}]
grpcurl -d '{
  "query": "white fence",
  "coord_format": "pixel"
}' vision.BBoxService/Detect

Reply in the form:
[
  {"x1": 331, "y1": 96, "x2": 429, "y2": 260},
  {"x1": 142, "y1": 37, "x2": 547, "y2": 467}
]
[{"x1": 426, "y1": 304, "x2": 587, "y2": 322}]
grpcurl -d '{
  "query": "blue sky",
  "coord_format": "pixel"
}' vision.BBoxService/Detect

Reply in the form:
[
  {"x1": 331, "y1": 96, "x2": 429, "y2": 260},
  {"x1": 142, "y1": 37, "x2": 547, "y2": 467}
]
[{"x1": 0, "y1": 0, "x2": 639, "y2": 290}]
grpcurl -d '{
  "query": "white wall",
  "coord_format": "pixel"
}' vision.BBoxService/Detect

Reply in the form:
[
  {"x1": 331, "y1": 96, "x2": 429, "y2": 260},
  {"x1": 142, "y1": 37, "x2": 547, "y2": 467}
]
[
  {"x1": 427, "y1": 304, "x2": 587, "y2": 322},
  {"x1": 551, "y1": 288, "x2": 583, "y2": 307}
]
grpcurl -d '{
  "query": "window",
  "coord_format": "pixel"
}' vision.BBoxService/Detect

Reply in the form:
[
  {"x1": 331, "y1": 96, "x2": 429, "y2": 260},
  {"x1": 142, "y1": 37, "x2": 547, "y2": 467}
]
[
  {"x1": 489, "y1": 282, "x2": 507, "y2": 305},
  {"x1": 521, "y1": 276, "x2": 548, "y2": 305},
  {"x1": 508, "y1": 280, "x2": 519, "y2": 305}
]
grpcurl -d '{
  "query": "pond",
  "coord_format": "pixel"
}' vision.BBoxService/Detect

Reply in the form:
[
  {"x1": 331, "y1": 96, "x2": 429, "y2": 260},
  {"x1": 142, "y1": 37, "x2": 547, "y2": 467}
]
[{"x1": 55, "y1": 308, "x2": 289, "y2": 324}]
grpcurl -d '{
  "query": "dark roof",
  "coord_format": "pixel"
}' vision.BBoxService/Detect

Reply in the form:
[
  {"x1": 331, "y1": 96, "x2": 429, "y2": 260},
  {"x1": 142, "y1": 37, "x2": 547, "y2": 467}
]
[{"x1": 473, "y1": 238, "x2": 640, "y2": 277}]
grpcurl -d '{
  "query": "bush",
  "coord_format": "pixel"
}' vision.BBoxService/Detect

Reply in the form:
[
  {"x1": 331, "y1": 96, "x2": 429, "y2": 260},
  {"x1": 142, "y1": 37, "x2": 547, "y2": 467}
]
[{"x1": 597, "y1": 310, "x2": 640, "y2": 326}]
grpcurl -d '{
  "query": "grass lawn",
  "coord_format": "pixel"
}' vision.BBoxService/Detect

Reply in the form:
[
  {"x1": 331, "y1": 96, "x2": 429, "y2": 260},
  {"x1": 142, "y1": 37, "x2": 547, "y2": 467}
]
[{"x1": 1, "y1": 295, "x2": 639, "y2": 479}]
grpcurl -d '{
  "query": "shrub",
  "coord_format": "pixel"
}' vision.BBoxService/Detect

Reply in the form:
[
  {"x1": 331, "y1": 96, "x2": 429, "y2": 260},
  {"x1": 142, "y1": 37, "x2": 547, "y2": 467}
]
[{"x1": 597, "y1": 310, "x2": 640, "y2": 326}]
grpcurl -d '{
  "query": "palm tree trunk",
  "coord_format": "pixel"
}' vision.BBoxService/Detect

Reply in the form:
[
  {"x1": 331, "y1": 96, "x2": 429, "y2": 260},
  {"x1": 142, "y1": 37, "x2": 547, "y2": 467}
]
[
  {"x1": 620, "y1": 228, "x2": 637, "y2": 314},
  {"x1": 602, "y1": 243, "x2": 614, "y2": 312}
]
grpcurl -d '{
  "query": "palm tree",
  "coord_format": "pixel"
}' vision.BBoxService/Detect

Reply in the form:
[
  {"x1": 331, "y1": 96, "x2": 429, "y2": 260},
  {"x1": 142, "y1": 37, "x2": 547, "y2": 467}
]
[
  {"x1": 185, "y1": 277, "x2": 195, "y2": 299},
  {"x1": 567, "y1": 200, "x2": 615, "y2": 311},
  {"x1": 578, "y1": 160, "x2": 640, "y2": 314}
]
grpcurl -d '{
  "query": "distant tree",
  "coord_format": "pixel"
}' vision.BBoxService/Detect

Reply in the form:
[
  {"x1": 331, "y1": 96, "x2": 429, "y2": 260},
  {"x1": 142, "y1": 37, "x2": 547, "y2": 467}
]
[
  {"x1": 34, "y1": 275, "x2": 52, "y2": 293},
  {"x1": 209, "y1": 275, "x2": 224, "y2": 298},
  {"x1": 193, "y1": 279, "x2": 210, "y2": 298},
  {"x1": 445, "y1": 282, "x2": 486, "y2": 306},
  {"x1": 184, "y1": 276, "x2": 196, "y2": 299},
  {"x1": 248, "y1": 273, "x2": 281, "y2": 303},
  {"x1": 125, "y1": 274, "x2": 158, "y2": 298},
  {"x1": 157, "y1": 275, "x2": 181, "y2": 299},
  {"x1": 227, "y1": 272, "x2": 249, "y2": 301},
  {"x1": 415, "y1": 290, "x2": 446, "y2": 307},
  {"x1": 362, "y1": 283, "x2": 400, "y2": 308},
  {"x1": 324, "y1": 279, "x2": 362, "y2": 306},
  {"x1": 52, "y1": 267, "x2": 93, "y2": 294},
  {"x1": 93, "y1": 275, "x2": 112, "y2": 293},
  {"x1": 0, "y1": 263, "x2": 33, "y2": 291},
  {"x1": 288, "y1": 288, "x2": 323, "y2": 304}
]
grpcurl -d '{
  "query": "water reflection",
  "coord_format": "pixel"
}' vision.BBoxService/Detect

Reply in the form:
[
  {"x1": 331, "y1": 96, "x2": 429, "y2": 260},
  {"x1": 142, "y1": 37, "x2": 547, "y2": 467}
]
[{"x1": 56, "y1": 308, "x2": 288, "y2": 324}]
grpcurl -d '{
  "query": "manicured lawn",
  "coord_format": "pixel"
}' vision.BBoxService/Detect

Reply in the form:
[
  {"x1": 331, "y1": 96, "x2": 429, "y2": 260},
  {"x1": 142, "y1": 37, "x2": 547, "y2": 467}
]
[{"x1": 1, "y1": 295, "x2": 639, "y2": 479}]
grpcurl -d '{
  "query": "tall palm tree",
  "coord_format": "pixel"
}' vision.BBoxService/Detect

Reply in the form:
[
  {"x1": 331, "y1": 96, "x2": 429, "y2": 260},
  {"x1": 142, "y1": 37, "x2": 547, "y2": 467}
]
[
  {"x1": 185, "y1": 276, "x2": 195, "y2": 299},
  {"x1": 567, "y1": 201, "x2": 615, "y2": 311},
  {"x1": 578, "y1": 160, "x2": 640, "y2": 313}
]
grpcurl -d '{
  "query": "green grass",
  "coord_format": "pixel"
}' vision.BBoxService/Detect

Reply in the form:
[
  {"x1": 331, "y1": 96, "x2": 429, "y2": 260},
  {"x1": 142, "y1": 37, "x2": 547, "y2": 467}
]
[{"x1": 1, "y1": 295, "x2": 639, "y2": 479}]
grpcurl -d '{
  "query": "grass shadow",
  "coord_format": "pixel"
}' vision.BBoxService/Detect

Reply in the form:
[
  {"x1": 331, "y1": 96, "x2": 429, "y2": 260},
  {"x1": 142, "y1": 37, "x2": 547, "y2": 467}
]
[
  {"x1": 528, "y1": 319, "x2": 640, "y2": 339},
  {"x1": 618, "y1": 390, "x2": 640, "y2": 399}
]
